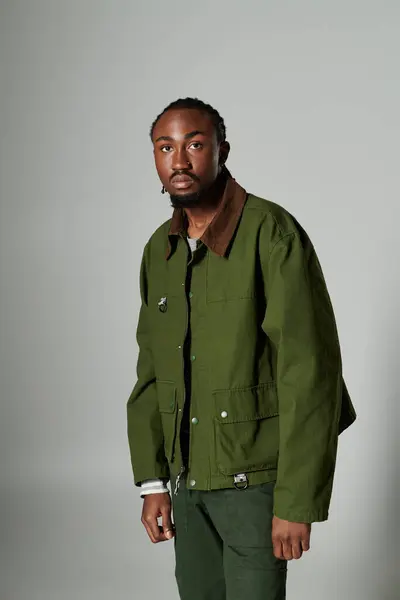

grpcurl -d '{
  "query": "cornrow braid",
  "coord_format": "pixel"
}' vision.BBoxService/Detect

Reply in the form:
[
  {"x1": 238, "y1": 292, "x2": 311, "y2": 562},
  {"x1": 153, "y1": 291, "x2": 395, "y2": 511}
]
[{"x1": 150, "y1": 97, "x2": 227, "y2": 144}]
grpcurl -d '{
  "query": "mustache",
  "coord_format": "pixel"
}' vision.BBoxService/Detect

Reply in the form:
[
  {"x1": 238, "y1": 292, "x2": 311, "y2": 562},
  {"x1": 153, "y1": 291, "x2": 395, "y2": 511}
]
[{"x1": 170, "y1": 170, "x2": 200, "y2": 183}]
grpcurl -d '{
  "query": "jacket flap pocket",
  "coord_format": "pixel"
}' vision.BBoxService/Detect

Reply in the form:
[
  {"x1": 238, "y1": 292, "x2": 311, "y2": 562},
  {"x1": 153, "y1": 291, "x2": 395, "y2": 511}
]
[
  {"x1": 213, "y1": 382, "x2": 278, "y2": 423},
  {"x1": 156, "y1": 380, "x2": 176, "y2": 413}
]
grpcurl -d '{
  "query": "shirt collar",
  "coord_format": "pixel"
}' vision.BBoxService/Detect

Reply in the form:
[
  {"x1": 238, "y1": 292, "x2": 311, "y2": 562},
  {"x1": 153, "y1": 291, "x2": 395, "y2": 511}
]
[{"x1": 166, "y1": 175, "x2": 247, "y2": 260}]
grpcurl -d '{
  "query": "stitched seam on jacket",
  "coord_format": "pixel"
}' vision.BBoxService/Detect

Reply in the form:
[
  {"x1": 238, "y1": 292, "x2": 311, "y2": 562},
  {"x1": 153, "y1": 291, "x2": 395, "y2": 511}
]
[
  {"x1": 268, "y1": 231, "x2": 296, "y2": 258},
  {"x1": 213, "y1": 411, "x2": 279, "y2": 424},
  {"x1": 212, "y1": 381, "x2": 276, "y2": 394},
  {"x1": 247, "y1": 204, "x2": 286, "y2": 238}
]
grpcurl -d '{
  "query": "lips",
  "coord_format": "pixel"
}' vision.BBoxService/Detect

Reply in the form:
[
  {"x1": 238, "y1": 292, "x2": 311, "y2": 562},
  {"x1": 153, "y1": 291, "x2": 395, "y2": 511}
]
[
  {"x1": 171, "y1": 174, "x2": 195, "y2": 189},
  {"x1": 171, "y1": 175, "x2": 194, "y2": 183}
]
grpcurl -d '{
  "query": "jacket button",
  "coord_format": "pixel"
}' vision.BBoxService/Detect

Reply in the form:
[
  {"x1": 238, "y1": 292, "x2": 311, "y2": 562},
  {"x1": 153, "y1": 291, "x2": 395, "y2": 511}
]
[
  {"x1": 191, "y1": 417, "x2": 198, "y2": 425},
  {"x1": 188, "y1": 292, "x2": 193, "y2": 298},
  {"x1": 221, "y1": 411, "x2": 228, "y2": 418},
  {"x1": 189, "y1": 479, "x2": 196, "y2": 487},
  {"x1": 191, "y1": 355, "x2": 196, "y2": 361}
]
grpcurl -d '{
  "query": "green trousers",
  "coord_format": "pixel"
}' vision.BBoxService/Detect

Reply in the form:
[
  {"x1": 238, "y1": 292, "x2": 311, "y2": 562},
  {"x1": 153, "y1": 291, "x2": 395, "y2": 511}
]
[{"x1": 171, "y1": 477, "x2": 287, "y2": 600}]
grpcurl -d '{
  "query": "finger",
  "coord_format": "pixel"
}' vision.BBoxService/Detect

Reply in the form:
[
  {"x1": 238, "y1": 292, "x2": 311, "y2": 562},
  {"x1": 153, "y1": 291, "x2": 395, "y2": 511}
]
[
  {"x1": 282, "y1": 537, "x2": 293, "y2": 561},
  {"x1": 155, "y1": 515, "x2": 172, "y2": 543},
  {"x1": 142, "y1": 519, "x2": 157, "y2": 543},
  {"x1": 272, "y1": 537, "x2": 284, "y2": 560},
  {"x1": 161, "y1": 507, "x2": 175, "y2": 540},
  {"x1": 292, "y1": 540, "x2": 303, "y2": 560},
  {"x1": 301, "y1": 536, "x2": 310, "y2": 552},
  {"x1": 142, "y1": 514, "x2": 162, "y2": 543}
]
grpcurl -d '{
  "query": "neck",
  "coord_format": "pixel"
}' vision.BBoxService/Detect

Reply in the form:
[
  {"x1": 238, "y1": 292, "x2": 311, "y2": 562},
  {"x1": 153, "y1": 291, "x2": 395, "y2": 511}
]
[{"x1": 185, "y1": 171, "x2": 228, "y2": 237}]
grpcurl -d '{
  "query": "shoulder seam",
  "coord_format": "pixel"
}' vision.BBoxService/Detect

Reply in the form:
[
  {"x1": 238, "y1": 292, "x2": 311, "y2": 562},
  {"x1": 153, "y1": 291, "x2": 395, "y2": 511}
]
[
  {"x1": 269, "y1": 231, "x2": 296, "y2": 257},
  {"x1": 246, "y1": 195, "x2": 287, "y2": 238}
]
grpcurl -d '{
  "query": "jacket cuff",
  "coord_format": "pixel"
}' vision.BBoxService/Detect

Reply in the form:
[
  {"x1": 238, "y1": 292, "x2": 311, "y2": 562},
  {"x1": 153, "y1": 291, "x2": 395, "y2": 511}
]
[
  {"x1": 273, "y1": 506, "x2": 329, "y2": 523},
  {"x1": 140, "y1": 479, "x2": 170, "y2": 497},
  {"x1": 133, "y1": 465, "x2": 170, "y2": 488}
]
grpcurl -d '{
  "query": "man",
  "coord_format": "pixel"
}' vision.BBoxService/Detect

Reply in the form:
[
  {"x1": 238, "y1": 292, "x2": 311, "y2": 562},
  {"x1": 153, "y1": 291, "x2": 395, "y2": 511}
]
[{"x1": 127, "y1": 97, "x2": 356, "y2": 600}]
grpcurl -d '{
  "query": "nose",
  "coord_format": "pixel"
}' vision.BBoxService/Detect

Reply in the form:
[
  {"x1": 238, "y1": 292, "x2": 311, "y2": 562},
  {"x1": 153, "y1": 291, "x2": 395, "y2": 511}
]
[{"x1": 172, "y1": 147, "x2": 192, "y2": 171}]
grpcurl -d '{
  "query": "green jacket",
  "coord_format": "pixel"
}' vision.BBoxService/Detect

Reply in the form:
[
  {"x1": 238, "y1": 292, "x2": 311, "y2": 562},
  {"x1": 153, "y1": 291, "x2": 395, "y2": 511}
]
[{"x1": 127, "y1": 176, "x2": 356, "y2": 523}]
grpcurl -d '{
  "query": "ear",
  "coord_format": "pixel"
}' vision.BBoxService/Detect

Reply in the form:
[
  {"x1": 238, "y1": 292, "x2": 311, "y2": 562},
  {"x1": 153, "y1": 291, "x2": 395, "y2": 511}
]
[{"x1": 219, "y1": 141, "x2": 230, "y2": 166}]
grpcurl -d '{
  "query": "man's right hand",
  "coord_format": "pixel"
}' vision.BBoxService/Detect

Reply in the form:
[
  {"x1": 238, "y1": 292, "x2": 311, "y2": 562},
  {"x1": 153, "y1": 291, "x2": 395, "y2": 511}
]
[{"x1": 141, "y1": 493, "x2": 175, "y2": 543}]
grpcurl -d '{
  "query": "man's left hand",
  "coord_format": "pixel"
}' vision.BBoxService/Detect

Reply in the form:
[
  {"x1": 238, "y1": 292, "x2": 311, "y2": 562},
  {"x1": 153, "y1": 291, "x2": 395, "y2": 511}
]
[{"x1": 272, "y1": 516, "x2": 311, "y2": 560}]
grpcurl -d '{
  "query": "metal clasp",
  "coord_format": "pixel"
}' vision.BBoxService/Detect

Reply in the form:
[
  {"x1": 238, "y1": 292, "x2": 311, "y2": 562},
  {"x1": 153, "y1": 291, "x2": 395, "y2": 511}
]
[
  {"x1": 158, "y1": 297, "x2": 167, "y2": 313},
  {"x1": 174, "y1": 466, "x2": 186, "y2": 495},
  {"x1": 233, "y1": 473, "x2": 248, "y2": 490}
]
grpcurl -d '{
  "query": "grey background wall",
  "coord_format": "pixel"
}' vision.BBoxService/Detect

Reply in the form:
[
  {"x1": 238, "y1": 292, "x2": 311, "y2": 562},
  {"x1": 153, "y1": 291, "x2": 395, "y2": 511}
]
[{"x1": 1, "y1": 1, "x2": 399, "y2": 599}]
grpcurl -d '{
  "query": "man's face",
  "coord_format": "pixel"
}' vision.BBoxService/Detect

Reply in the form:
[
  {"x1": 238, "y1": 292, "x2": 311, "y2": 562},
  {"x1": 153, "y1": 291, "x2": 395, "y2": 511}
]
[{"x1": 152, "y1": 108, "x2": 228, "y2": 208}]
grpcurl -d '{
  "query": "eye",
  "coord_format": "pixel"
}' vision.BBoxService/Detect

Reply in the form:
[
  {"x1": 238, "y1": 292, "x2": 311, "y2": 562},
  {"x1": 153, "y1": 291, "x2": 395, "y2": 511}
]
[
  {"x1": 189, "y1": 142, "x2": 203, "y2": 150},
  {"x1": 160, "y1": 145, "x2": 173, "y2": 153}
]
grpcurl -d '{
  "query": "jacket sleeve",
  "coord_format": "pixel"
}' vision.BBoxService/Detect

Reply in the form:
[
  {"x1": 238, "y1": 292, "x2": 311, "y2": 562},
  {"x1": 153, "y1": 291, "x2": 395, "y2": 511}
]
[
  {"x1": 261, "y1": 228, "x2": 348, "y2": 523},
  {"x1": 126, "y1": 243, "x2": 169, "y2": 486}
]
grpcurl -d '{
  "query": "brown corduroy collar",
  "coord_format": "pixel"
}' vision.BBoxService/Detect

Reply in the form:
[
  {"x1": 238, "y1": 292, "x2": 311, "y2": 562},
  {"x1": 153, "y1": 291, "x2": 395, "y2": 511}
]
[{"x1": 166, "y1": 176, "x2": 248, "y2": 260}]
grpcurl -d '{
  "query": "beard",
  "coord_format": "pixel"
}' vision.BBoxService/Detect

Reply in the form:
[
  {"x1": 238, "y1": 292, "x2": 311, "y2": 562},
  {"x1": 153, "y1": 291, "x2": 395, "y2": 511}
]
[{"x1": 169, "y1": 190, "x2": 203, "y2": 209}]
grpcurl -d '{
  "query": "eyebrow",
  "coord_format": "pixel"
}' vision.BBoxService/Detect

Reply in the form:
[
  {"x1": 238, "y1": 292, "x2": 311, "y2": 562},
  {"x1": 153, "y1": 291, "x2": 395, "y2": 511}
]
[{"x1": 154, "y1": 130, "x2": 206, "y2": 143}]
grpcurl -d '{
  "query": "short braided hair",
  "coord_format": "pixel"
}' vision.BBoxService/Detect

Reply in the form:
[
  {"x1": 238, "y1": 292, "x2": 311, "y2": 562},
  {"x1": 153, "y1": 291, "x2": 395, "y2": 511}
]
[{"x1": 150, "y1": 97, "x2": 227, "y2": 143}]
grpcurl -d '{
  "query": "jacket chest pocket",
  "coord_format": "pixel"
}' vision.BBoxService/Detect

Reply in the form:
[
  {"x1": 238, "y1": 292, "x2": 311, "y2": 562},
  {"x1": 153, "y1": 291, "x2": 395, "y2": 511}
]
[
  {"x1": 213, "y1": 383, "x2": 279, "y2": 475},
  {"x1": 206, "y1": 251, "x2": 259, "y2": 303},
  {"x1": 156, "y1": 380, "x2": 178, "y2": 463}
]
